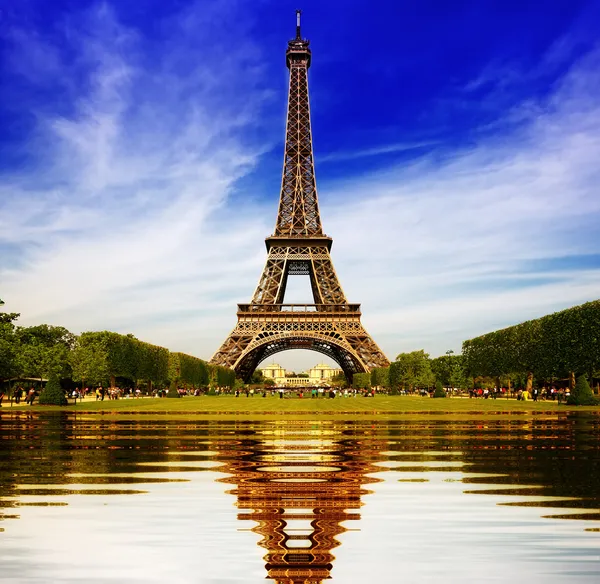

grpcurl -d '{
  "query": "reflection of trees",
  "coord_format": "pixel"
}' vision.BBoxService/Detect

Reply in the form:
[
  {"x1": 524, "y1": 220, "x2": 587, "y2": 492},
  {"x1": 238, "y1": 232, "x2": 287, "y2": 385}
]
[
  {"x1": 446, "y1": 414, "x2": 599, "y2": 505},
  {"x1": 215, "y1": 426, "x2": 382, "y2": 584},
  {"x1": 0, "y1": 413, "x2": 212, "y2": 520},
  {"x1": 382, "y1": 414, "x2": 600, "y2": 510}
]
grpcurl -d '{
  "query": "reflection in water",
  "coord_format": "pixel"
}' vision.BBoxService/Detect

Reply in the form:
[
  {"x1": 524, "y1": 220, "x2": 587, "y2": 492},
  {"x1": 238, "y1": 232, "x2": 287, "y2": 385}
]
[
  {"x1": 0, "y1": 413, "x2": 599, "y2": 582},
  {"x1": 216, "y1": 427, "x2": 381, "y2": 583}
]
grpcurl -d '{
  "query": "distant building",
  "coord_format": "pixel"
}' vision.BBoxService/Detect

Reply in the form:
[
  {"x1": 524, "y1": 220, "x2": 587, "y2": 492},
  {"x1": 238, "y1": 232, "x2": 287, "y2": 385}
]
[
  {"x1": 308, "y1": 363, "x2": 343, "y2": 383},
  {"x1": 262, "y1": 363, "x2": 286, "y2": 380},
  {"x1": 258, "y1": 363, "x2": 342, "y2": 387}
]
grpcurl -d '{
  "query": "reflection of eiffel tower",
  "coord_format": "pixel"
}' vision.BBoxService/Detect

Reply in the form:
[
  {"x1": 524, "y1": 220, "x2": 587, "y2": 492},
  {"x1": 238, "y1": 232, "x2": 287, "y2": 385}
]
[
  {"x1": 210, "y1": 10, "x2": 389, "y2": 382},
  {"x1": 216, "y1": 427, "x2": 381, "y2": 583}
]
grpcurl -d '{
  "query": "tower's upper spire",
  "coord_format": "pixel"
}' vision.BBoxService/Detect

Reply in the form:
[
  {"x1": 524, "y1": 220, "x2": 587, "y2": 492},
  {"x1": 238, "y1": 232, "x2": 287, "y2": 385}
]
[
  {"x1": 296, "y1": 9, "x2": 302, "y2": 40},
  {"x1": 275, "y1": 10, "x2": 321, "y2": 238},
  {"x1": 287, "y1": 9, "x2": 311, "y2": 69}
]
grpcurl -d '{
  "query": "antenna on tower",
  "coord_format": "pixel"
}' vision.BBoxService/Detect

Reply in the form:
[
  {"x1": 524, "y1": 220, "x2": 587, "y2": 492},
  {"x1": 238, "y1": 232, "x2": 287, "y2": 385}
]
[{"x1": 296, "y1": 9, "x2": 302, "y2": 40}]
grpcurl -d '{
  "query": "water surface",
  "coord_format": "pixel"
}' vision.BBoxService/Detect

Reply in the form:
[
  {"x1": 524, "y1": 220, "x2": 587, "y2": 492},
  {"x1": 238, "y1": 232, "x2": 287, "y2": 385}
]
[{"x1": 1, "y1": 412, "x2": 599, "y2": 583}]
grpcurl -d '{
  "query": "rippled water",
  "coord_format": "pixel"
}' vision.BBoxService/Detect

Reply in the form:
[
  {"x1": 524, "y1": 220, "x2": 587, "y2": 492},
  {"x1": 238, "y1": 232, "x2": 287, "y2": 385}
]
[{"x1": 1, "y1": 412, "x2": 599, "y2": 583}]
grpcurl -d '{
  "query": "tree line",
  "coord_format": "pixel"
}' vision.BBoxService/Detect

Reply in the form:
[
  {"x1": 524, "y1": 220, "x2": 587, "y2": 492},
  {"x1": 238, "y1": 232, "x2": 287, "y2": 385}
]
[
  {"x1": 351, "y1": 300, "x2": 599, "y2": 401},
  {"x1": 462, "y1": 300, "x2": 599, "y2": 397},
  {"x1": 0, "y1": 300, "x2": 235, "y2": 391},
  {"x1": 462, "y1": 300, "x2": 600, "y2": 384},
  {"x1": 353, "y1": 349, "x2": 466, "y2": 394},
  {"x1": 3, "y1": 298, "x2": 598, "y2": 402}
]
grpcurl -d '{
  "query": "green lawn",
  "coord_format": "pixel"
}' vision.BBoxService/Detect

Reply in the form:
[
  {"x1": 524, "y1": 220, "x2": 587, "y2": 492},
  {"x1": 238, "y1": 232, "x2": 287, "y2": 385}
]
[{"x1": 4, "y1": 394, "x2": 599, "y2": 418}]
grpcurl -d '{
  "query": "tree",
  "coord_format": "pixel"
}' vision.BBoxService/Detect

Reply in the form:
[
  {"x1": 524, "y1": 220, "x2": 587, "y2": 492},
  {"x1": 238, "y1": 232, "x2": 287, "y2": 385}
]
[
  {"x1": 168, "y1": 352, "x2": 209, "y2": 388},
  {"x1": 431, "y1": 357, "x2": 448, "y2": 386},
  {"x1": 251, "y1": 370, "x2": 265, "y2": 384},
  {"x1": 70, "y1": 336, "x2": 110, "y2": 387},
  {"x1": 431, "y1": 352, "x2": 466, "y2": 388},
  {"x1": 16, "y1": 325, "x2": 75, "y2": 381},
  {"x1": 449, "y1": 360, "x2": 468, "y2": 390},
  {"x1": 353, "y1": 372, "x2": 371, "y2": 389},
  {"x1": 370, "y1": 367, "x2": 389, "y2": 388},
  {"x1": 38, "y1": 374, "x2": 68, "y2": 406},
  {"x1": 0, "y1": 300, "x2": 20, "y2": 381},
  {"x1": 566, "y1": 375, "x2": 599, "y2": 406},
  {"x1": 137, "y1": 342, "x2": 170, "y2": 387},
  {"x1": 462, "y1": 300, "x2": 600, "y2": 382},
  {"x1": 433, "y1": 380, "x2": 446, "y2": 398},
  {"x1": 209, "y1": 364, "x2": 236, "y2": 389},
  {"x1": 330, "y1": 372, "x2": 348, "y2": 387},
  {"x1": 389, "y1": 361, "x2": 401, "y2": 391},
  {"x1": 0, "y1": 299, "x2": 18, "y2": 319},
  {"x1": 75, "y1": 331, "x2": 170, "y2": 388},
  {"x1": 393, "y1": 350, "x2": 435, "y2": 391}
]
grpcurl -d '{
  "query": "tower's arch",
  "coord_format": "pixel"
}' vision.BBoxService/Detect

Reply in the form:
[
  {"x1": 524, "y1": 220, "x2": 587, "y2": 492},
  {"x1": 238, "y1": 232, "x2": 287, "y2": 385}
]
[{"x1": 234, "y1": 332, "x2": 367, "y2": 383}]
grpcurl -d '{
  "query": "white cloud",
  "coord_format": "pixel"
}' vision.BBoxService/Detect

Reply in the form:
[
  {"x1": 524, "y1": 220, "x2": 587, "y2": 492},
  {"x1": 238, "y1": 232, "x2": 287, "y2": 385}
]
[
  {"x1": 0, "y1": 2, "x2": 273, "y2": 351},
  {"x1": 319, "y1": 140, "x2": 439, "y2": 163},
  {"x1": 321, "y1": 49, "x2": 600, "y2": 359}
]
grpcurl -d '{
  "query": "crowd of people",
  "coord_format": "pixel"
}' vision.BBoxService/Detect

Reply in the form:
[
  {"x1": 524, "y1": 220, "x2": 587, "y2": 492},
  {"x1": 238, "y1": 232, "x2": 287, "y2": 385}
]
[
  {"x1": 466, "y1": 386, "x2": 570, "y2": 402},
  {"x1": 393, "y1": 385, "x2": 574, "y2": 401},
  {"x1": 232, "y1": 387, "x2": 376, "y2": 398},
  {"x1": 0, "y1": 382, "x2": 579, "y2": 406}
]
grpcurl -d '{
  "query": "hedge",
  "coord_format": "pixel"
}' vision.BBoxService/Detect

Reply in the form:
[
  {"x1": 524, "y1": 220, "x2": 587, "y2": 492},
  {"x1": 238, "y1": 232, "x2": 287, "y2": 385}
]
[
  {"x1": 72, "y1": 331, "x2": 234, "y2": 389},
  {"x1": 433, "y1": 381, "x2": 446, "y2": 398},
  {"x1": 73, "y1": 332, "x2": 169, "y2": 385},
  {"x1": 208, "y1": 364, "x2": 236, "y2": 389},
  {"x1": 462, "y1": 300, "x2": 600, "y2": 381},
  {"x1": 168, "y1": 352, "x2": 209, "y2": 387},
  {"x1": 567, "y1": 375, "x2": 599, "y2": 406}
]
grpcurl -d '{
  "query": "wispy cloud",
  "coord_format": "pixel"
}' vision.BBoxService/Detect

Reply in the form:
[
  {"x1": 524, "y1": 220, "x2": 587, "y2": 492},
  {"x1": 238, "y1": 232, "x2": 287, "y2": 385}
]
[
  {"x1": 0, "y1": 2, "x2": 273, "y2": 352},
  {"x1": 319, "y1": 140, "x2": 438, "y2": 163},
  {"x1": 321, "y1": 48, "x2": 600, "y2": 357}
]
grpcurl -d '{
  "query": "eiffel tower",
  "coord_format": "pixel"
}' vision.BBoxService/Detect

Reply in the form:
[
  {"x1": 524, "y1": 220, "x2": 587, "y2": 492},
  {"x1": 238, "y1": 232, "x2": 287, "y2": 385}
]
[{"x1": 211, "y1": 11, "x2": 389, "y2": 382}]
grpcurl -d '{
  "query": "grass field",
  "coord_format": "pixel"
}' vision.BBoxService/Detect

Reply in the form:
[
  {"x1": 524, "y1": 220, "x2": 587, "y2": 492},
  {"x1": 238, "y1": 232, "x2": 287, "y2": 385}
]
[{"x1": 3, "y1": 394, "x2": 599, "y2": 418}]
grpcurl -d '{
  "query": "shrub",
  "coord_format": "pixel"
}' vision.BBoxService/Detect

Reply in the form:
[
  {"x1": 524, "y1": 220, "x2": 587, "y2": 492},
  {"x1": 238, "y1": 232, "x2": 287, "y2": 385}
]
[
  {"x1": 39, "y1": 374, "x2": 68, "y2": 406},
  {"x1": 433, "y1": 381, "x2": 446, "y2": 398},
  {"x1": 166, "y1": 381, "x2": 181, "y2": 398},
  {"x1": 566, "y1": 375, "x2": 599, "y2": 406}
]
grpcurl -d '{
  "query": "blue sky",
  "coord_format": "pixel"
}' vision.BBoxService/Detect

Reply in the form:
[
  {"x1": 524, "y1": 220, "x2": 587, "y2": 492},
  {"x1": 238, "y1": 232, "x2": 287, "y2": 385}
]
[{"x1": 1, "y1": 0, "x2": 599, "y2": 371}]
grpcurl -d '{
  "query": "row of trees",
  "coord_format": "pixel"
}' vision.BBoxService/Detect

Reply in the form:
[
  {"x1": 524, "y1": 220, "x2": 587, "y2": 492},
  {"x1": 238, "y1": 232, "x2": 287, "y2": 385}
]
[
  {"x1": 4, "y1": 298, "x2": 597, "y2": 402},
  {"x1": 352, "y1": 300, "x2": 599, "y2": 402},
  {"x1": 72, "y1": 332, "x2": 170, "y2": 388},
  {"x1": 462, "y1": 300, "x2": 600, "y2": 388},
  {"x1": 0, "y1": 300, "x2": 235, "y2": 391},
  {"x1": 1, "y1": 321, "x2": 76, "y2": 382},
  {"x1": 352, "y1": 350, "x2": 467, "y2": 393}
]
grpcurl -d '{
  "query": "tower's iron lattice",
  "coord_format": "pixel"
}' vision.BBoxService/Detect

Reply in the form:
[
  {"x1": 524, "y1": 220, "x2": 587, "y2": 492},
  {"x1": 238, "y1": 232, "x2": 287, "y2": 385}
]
[{"x1": 210, "y1": 12, "x2": 389, "y2": 382}]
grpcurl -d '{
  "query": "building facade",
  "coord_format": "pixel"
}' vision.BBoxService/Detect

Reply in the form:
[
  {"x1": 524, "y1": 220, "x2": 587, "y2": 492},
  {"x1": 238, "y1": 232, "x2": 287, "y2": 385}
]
[
  {"x1": 308, "y1": 363, "x2": 343, "y2": 382},
  {"x1": 259, "y1": 363, "x2": 342, "y2": 387},
  {"x1": 261, "y1": 364, "x2": 287, "y2": 380}
]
